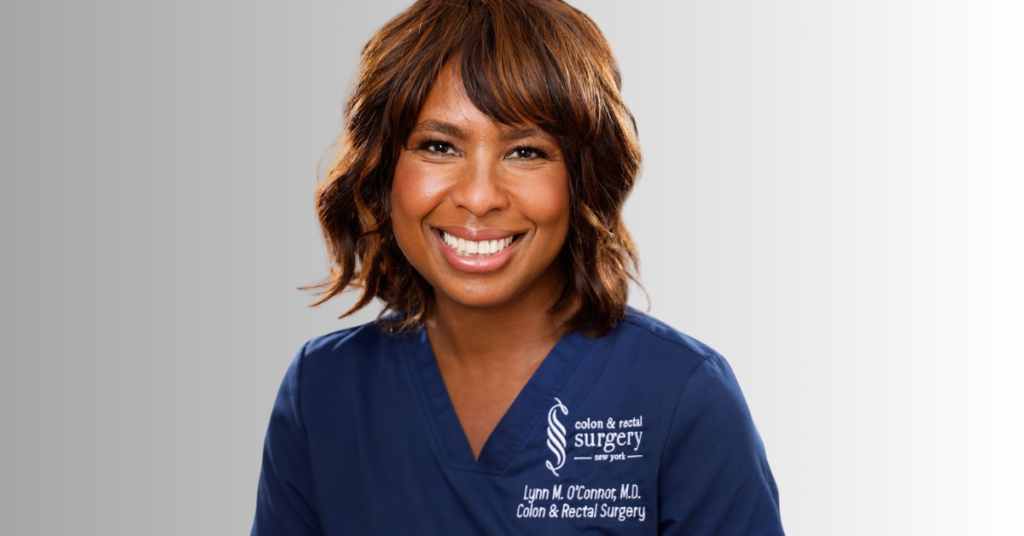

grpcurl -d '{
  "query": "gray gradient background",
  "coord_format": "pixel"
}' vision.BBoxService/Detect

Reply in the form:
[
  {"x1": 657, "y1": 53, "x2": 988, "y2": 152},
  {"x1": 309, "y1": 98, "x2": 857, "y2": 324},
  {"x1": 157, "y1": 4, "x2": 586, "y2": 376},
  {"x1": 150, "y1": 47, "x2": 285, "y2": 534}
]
[{"x1": 2, "y1": 0, "x2": 1021, "y2": 534}]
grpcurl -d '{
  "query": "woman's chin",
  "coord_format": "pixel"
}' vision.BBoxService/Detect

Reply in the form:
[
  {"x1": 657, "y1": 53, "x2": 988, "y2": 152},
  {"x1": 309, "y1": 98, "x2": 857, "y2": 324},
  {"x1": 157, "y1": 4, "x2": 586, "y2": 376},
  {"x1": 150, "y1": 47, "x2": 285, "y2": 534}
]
[
  {"x1": 432, "y1": 285, "x2": 518, "y2": 311},
  {"x1": 429, "y1": 264, "x2": 565, "y2": 314}
]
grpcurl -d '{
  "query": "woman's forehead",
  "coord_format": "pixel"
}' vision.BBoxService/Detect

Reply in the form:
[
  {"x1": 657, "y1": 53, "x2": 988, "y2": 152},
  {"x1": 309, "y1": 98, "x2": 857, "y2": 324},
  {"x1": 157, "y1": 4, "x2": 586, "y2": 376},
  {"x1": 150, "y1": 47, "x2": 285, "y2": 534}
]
[{"x1": 410, "y1": 65, "x2": 555, "y2": 143}]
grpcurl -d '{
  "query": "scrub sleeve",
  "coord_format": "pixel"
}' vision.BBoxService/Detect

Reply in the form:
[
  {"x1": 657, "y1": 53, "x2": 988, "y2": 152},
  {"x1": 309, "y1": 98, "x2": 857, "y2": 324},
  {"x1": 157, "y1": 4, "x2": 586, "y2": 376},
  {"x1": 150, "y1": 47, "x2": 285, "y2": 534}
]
[
  {"x1": 252, "y1": 345, "x2": 324, "y2": 535},
  {"x1": 656, "y1": 354, "x2": 782, "y2": 534}
]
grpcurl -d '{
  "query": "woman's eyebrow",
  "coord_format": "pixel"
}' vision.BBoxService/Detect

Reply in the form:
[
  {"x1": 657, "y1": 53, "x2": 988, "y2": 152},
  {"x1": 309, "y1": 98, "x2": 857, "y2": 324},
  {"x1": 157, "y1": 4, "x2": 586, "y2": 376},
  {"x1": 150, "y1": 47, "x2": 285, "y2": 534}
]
[
  {"x1": 410, "y1": 120, "x2": 466, "y2": 139},
  {"x1": 409, "y1": 120, "x2": 549, "y2": 144},
  {"x1": 500, "y1": 126, "x2": 543, "y2": 142}
]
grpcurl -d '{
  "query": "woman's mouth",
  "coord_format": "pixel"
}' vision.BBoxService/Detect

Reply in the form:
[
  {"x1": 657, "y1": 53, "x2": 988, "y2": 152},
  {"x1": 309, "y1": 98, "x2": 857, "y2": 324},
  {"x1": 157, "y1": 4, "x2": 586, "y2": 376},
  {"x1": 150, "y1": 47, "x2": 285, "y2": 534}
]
[
  {"x1": 431, "y1": 228, "x2": 522, "y2": 273},
  {"x1": 437, "y1": 230, "x2": 516, "y2": 258}
]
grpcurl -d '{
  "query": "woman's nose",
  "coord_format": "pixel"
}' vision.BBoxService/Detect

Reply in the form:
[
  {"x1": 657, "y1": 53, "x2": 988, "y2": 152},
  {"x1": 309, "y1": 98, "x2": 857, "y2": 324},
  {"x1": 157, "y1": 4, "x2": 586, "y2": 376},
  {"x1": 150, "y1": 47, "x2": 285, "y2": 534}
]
[{"x1": 449, "y1": 158, "x2": 510, "y2": 217}]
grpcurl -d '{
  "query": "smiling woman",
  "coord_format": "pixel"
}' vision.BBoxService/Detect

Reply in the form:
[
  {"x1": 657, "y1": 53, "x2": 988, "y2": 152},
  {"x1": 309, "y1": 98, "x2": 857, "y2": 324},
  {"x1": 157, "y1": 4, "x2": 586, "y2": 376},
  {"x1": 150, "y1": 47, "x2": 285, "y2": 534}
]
[
  {"x1": 392, "y1": 66, "x2": 571, "y2": 306},
  {"x1": 310, "y1": 0, "x2": 641, "y2": 338},
  {"x1": 251, "y1": 0, "x2": 784, "y2": 534}
]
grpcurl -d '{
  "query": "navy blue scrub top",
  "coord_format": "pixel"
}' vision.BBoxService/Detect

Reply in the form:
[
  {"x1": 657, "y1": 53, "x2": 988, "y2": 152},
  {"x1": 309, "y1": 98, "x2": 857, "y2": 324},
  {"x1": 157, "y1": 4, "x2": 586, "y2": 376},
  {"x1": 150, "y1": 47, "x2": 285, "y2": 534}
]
[{"x1": 252, "y1": 310, "x2": 784, "y2": 535}]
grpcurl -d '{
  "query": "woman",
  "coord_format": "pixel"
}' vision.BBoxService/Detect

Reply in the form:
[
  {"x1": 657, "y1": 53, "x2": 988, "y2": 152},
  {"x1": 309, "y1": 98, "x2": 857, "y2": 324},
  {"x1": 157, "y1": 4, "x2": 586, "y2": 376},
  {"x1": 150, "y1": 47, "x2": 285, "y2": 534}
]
[{"x1": 252, "y1": 0, "x2": 784, "y2": 534}]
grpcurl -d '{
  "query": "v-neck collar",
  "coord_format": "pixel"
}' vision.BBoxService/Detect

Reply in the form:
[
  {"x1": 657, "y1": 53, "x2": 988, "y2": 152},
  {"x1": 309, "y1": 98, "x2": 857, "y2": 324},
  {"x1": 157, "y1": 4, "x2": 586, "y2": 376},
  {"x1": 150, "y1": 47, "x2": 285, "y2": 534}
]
[{"x1": 403, "y1": 328, "x2": 594, "y2": 474}]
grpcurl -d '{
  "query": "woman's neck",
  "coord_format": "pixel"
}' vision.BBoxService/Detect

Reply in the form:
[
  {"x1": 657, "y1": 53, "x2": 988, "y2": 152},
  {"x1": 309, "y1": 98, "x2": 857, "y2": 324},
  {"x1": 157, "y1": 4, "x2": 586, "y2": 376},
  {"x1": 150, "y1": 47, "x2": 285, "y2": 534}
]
[{"x1": 425, "y1": 267, "x2": 575, "y2": 373}]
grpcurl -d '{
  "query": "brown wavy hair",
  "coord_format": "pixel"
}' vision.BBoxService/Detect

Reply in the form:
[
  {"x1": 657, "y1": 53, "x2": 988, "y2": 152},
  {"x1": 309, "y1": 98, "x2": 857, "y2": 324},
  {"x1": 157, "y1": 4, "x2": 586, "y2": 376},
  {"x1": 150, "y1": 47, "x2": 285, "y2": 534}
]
[{"x1": 308, "y1": 0, "x2": 642, "y2": 337}]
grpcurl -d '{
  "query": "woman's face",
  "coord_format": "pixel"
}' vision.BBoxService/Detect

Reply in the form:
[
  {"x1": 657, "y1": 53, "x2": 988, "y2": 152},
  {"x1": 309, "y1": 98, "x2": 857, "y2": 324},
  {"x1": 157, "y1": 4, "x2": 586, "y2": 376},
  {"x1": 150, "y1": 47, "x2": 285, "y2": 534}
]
[{"x1": 391, "y1": 66, "x2": 571, "y2": 311}]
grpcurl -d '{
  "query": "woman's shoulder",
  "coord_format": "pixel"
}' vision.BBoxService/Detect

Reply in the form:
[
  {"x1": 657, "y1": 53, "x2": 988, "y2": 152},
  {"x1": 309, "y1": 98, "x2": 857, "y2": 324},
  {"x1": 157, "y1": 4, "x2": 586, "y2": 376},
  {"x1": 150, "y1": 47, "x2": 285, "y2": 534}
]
[
  {"x1": 614, "y1": 308, "x2": 722, "y2": 367},
  {"x1": 598, "y1": 309, "x2": 749, "y2": 405},
  {"x1": 302, "y1": 320, "x2": 391, "y2": 356},
  {"x1": 289, "y1": 320, "x2": 407, "y2": 379},
  {"x1": 612, "y1": 313, "x2": 783, "y2": 532}
]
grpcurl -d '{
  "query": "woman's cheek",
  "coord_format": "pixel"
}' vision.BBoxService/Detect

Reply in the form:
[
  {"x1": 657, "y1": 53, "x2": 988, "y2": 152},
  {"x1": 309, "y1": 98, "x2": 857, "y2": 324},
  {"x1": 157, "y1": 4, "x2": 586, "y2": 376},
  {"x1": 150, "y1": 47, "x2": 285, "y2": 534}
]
[
  {"x1": 390, "y1": 160, "x2": 432, "y2": 267},
  {"x1": 513, "y1": 171, "x2": 571, "y2": 242},
  {"x1": 406, "y1": 163, "x2": 454, "y2": 203}
]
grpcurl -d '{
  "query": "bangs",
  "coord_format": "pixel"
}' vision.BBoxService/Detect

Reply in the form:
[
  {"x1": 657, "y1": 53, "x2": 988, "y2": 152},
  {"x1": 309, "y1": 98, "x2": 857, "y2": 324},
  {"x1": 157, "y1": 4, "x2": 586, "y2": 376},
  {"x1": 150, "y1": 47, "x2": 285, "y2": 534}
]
[
  {"x1": 377, "y1": 0, "x2": 622, "y2": 147},
  {"x1": 456, "y1": 1, "x2": 609, "y2": 139}
]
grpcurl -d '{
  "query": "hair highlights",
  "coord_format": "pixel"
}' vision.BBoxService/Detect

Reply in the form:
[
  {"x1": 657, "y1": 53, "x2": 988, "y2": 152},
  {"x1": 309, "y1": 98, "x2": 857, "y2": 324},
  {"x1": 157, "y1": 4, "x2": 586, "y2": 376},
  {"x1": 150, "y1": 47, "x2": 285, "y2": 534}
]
[{"x1": 308, "y1": 0, "x2": 642, "y2": 336}]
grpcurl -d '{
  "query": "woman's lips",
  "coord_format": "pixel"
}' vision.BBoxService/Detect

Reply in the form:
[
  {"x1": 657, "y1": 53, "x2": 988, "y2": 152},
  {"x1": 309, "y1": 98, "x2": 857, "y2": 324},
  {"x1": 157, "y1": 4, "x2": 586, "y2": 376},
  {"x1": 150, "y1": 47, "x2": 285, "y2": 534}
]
[
  {"x1": 431, "y1": 227, "x2": 521, "y2": 273},
  {"x1": 432, "y1": 225, "x2": 516, "y2": 241}
]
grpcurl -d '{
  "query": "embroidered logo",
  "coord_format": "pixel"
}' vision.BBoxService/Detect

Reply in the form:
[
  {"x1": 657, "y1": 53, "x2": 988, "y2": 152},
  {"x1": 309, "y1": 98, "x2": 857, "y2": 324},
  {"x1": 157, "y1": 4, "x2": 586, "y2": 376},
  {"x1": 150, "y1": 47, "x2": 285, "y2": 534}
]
[{"x1": 545, "y1": 397, "x2": 569, "y2": 477}]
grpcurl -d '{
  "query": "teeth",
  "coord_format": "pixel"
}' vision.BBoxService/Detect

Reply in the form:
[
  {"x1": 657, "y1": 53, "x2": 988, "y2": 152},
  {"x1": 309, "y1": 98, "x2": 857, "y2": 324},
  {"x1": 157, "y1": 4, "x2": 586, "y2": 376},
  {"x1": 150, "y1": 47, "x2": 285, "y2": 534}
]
[{"x1": 440, "y1": 231, "x2": 514, "y2": 257}]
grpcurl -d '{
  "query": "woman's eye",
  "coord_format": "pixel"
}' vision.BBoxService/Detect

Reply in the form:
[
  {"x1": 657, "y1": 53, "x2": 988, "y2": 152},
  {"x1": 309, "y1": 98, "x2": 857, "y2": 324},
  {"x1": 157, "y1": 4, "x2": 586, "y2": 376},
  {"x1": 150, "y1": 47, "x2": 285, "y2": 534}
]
[
  {"x1": 508, "y1": 147, "x2": 545, "y2": 159},
  {"x1": 424, "y1": 141, "x2": 456, "y2": 155}
]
